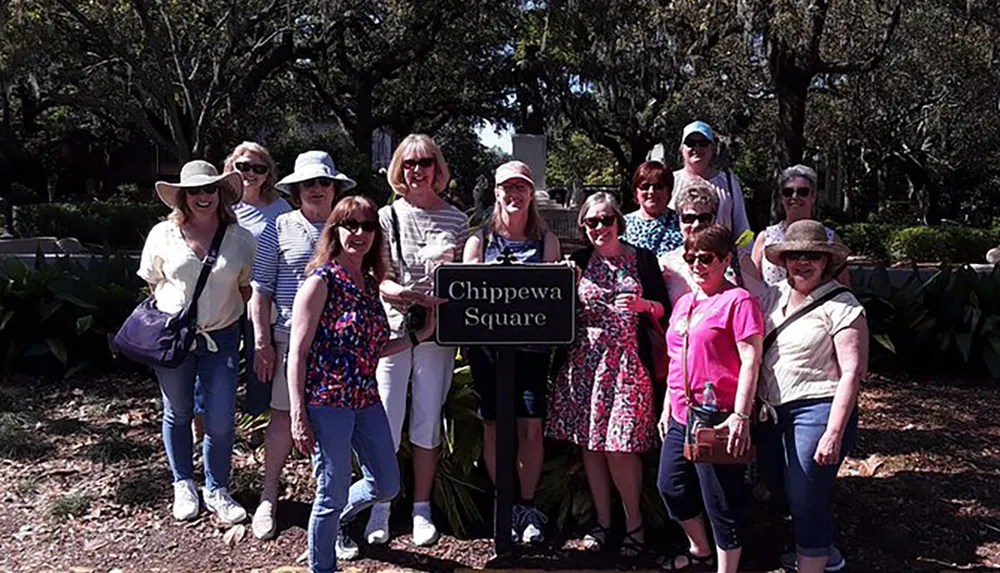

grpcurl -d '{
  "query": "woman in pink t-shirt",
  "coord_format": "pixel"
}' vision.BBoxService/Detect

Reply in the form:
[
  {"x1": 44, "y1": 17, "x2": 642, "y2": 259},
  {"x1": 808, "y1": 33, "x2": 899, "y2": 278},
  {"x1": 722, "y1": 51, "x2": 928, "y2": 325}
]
[{"x1": 657, "y1": 224, "x2": 764, "y2": 573}]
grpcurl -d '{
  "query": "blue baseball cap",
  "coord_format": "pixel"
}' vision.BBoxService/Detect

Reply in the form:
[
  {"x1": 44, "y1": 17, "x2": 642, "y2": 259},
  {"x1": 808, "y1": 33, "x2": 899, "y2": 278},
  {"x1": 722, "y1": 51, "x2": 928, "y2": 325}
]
[{"x1": 681, "y1": 121, "x2": 715, "y2": 144}]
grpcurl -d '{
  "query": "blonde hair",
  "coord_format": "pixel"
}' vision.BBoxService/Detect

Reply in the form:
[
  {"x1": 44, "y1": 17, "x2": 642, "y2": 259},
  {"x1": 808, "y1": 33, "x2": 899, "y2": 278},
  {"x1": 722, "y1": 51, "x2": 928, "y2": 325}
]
[
  {"x1": 223, "y1": 141, "x2": 279, "y2": 203},
  {"x1": 674, "y1": 182, "x2": 720, "y2": 213},
  {"x1": 577, "y1": 192, "x2": 627, "y2": 237},
  {"x1": 485, "y1": 188, "x2": 548, "y2": 241},
  {"x1": 386, "y1": 134, "x2": 450, "y2": 196}
]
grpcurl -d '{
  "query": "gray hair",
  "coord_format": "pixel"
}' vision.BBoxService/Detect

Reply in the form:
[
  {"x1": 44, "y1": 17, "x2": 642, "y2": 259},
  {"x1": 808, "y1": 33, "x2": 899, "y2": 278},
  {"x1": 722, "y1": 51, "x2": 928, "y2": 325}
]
[
  {"x1": 778, "y1": 164, "x2": 818, "y2": 191},
  {"x1": 674, "y1": 182, "x2": 720, "y2": 214},
  {"x1": 577, "y1": 191, "x2": 627, "y2": 236}
]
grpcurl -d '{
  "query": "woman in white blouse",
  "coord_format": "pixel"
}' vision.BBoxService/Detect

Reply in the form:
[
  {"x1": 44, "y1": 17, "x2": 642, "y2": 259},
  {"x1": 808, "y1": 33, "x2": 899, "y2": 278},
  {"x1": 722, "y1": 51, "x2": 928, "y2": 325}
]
[
  {"x1": 756, "y1": 220, "x2": 868, "y2": 573},
  {"x1": 139, "y1": 161, "x2": 256, "y2": 525}
]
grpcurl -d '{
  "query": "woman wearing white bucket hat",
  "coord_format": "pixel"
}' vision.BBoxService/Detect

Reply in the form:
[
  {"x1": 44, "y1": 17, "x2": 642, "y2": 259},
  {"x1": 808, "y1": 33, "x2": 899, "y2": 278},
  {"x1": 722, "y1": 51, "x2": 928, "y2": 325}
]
[
  {"x1": 248, "y1": 150, "x2": 358, "y2": 541},
  {"x1": 139, "y1": 160, "x2": 256, "y2": 524}
]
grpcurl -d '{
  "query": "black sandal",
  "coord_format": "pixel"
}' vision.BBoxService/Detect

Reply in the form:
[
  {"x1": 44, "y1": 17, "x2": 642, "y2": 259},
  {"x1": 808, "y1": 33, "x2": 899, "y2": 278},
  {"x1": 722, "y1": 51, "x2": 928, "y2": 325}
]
[
  {"x1": 582, "y1": 523, "x2": 611, "y2": 551},
  {"x1": 620, "y1": 522, "x2": 645, "y2": 557},
  {"x1": 660, "y1": 549, "x2": 714, "y2": 570}
]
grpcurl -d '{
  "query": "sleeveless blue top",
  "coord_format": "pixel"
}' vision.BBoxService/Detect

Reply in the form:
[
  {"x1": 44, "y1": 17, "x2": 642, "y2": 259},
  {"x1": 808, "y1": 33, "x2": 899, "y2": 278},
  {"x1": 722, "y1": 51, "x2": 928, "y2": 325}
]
[{"x1": 483, "y1": 232, "x2": 545, "y2": 264}]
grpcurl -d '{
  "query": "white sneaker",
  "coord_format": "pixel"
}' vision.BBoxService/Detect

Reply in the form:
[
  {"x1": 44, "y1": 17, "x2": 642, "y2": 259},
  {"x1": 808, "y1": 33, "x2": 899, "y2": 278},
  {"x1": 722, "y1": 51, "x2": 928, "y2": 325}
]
[
  {"x1": 411, "y1": 513, "x2": 439, "y2": 547},
  {"x1": 172, "y1": 479, "x2": 200, "y2": 521},
  {"x1": 336, "y1": 524, "x2": 360, "y2": 561},
  {"x1": 251, "y1": 500, "x2": 276, "y2": 540},
  {"x1": 202, "y1": 487, "x2": 247, "y2": 524},
  {"x1": 365, "y1": 502, "x2": 391, "y2": 545}
]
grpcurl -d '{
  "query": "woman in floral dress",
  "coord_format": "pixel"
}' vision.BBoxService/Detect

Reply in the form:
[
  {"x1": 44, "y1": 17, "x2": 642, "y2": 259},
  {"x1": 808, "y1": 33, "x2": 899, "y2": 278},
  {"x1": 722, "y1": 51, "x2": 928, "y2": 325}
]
[{"x1": 548, "y1": 192, "x2": 669, "y2": 557}]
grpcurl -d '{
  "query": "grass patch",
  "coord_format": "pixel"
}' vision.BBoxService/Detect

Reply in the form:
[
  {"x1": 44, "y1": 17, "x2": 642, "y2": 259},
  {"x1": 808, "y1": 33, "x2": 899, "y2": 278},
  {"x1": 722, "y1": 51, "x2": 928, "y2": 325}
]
[
  {"x1": 0, "y1": 413, "x2": 51, "y2": 460},
  {"x1": 0, "y1": 386, "x2": 20, "y2": 412},
  {"x1": 230, "y1": 466, "x2": 264, "y2": 500},
  {"x1": 114, "y1": 469, "x2": 169, "y2": 506},
  {"x1": 46, "y1": 418, "x2": 91, "y2": 436},
  {"x1": 86, "y1": 435, "x2": 154, "y2": 464},
  {"x1": 16, "y1": 478, "x2": 39, "y2": 496},
  {"x1": 50, "y1": 491, "x2": 91, "y2": 520}
]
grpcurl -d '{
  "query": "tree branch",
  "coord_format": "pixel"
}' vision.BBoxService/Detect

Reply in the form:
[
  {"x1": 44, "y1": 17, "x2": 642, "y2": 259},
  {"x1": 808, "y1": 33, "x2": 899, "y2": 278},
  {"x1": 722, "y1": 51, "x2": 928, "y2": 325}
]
[{"x1": 815, "y1": 1, "x2": 902, "y2": 74}]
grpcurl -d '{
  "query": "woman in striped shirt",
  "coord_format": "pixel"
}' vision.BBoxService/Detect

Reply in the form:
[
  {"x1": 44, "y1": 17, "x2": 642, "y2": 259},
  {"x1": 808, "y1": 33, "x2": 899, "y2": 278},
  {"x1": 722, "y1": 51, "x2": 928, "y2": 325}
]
[
  {"x1": 248, "y1": 150, "x2": 357, "y2": 541},
  {"x1": 366, "y1": 134, "x2": 470, "y2": 548}
]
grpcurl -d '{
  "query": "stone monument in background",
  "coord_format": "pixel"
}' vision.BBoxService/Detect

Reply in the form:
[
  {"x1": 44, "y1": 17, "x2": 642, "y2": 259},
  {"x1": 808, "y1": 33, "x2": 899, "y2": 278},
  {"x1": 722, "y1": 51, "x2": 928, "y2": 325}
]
[{"x1": 513, "y1": 44, "x2": 548, "y2": 194}]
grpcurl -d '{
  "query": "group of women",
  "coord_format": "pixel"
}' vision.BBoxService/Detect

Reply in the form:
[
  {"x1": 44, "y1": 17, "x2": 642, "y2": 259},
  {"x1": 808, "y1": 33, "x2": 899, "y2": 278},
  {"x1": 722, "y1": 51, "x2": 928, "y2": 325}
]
[{"x1": 139, "y1": 120, "x2": 868, "y2": 573}]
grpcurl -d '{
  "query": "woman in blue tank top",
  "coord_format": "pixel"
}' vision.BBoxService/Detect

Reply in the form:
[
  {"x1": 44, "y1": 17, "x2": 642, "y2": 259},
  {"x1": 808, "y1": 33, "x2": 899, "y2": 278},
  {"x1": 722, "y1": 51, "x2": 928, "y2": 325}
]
[{"x1": 462, "y1": 160, "x2": 561, "y2": 545}]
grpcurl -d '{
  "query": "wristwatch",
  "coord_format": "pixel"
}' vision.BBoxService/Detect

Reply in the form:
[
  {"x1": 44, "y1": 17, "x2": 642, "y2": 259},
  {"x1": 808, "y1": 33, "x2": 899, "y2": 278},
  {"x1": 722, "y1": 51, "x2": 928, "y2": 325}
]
[
  {"x1": 734, "y1": 411, "x2": 751, "y2": 421},
  {"x1": 408, "y1": 330, "x2": 420, "y2": 347}
]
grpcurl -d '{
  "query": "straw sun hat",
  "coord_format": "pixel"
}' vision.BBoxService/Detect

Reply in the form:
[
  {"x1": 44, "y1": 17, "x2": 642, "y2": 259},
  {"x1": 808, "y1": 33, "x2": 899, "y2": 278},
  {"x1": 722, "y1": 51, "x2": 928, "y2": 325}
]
[
  {"x1": 154, "y1": 160, "x2": 243, "y2": 208},
  {"x1": 764, "y1": 219, "x2": 850, "y2": 278}
]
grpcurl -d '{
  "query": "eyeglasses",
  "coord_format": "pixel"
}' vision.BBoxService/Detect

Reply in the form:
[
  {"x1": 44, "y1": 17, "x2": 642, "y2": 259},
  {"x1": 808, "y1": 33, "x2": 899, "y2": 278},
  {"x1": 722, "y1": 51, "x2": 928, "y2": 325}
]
[
  {"x1": 234, "y1": 161, "x2": 269, "y2": 175},
  {"x1": 402, "y1": 157, "x2": 435, "y2": 169},
  {"x1": 684, "y1": 139, "x2": 712, "y2": 149},
  {"x1": 781, "y1": 186, "x2": 812, "y2": 198},
  {"x1": 639, "y1": 183, "x2": 667, "y2": 192},
  {"x1": 683, "y1": 252, "x2": 718, "y2": 266},
  {"x1": 301, "y1": 178, "x2": 334, "y2": 188},
  {"x1": 784, "y1": 251, "x2": 825, "y2": 262},
  {"x1": 680, "y1": 212, "x2": 714, "y2": 225},
  {"x1": 185, "y1": 186, "x2": 218, "y2": 196},
  {"x1": 583, "y1": 215, "x2": 616, "y2": 229},
  {"x1": 339, "y1": 218, "x2": 378, "y2": 233}
]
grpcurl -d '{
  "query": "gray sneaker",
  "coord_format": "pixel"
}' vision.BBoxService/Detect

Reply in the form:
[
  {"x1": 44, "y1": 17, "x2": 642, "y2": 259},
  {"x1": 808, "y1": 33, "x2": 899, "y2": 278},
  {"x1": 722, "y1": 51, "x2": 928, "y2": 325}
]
[
  {"x1": 336, "y1": 524, "x2": 360, "y2": 561},
  {"x1": 511, "y1": 504, "x2": 546, "y2": 544},
  {"x1": 779, "y1": 546, "x2": 846, "y2": 572}
]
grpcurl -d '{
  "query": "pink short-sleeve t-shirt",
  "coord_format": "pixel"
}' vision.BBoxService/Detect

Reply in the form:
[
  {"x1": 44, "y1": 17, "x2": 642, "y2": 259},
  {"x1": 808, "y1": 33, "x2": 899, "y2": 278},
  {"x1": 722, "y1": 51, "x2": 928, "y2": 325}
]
[{"x1": 666, "y1": 286, "x2": 765, "y2": 424}]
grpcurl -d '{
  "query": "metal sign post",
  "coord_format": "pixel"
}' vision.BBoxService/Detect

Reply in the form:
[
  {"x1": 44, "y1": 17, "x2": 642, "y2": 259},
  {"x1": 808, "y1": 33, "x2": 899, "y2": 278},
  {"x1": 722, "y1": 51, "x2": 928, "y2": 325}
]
[{"x1": 434, "y1": 250, "x2": 575, "y2": 558}]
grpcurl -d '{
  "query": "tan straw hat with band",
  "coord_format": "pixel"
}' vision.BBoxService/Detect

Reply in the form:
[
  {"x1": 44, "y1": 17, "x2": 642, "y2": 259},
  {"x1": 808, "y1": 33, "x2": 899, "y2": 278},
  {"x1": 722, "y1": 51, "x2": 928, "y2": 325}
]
[
  {"x1": 764, "y1": 219, "x2": 850, "y2": 274},
  {"x1": 154, "y1": 160, "x2": 243, "y2": 208}
]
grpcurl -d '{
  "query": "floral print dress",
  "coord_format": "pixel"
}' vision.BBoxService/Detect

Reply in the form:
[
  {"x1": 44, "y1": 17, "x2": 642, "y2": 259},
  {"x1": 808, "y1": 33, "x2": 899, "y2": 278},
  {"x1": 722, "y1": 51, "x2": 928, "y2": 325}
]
[
  {"x1": 306, "y1": 262, "x2": 388, "y2": 409},
  {"x1": 546, "y1": 249, "x2": 656, "y2": 452}
]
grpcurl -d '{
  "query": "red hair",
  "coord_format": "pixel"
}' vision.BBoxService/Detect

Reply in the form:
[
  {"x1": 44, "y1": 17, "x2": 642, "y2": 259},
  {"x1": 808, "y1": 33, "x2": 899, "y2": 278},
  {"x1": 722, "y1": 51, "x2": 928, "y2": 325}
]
[
  {"x1": 631, "y1": 160, "x2": 672, "y2": 192},
  {"x1": 306, "y1": 196, "x2": 385, "y2": 281}
]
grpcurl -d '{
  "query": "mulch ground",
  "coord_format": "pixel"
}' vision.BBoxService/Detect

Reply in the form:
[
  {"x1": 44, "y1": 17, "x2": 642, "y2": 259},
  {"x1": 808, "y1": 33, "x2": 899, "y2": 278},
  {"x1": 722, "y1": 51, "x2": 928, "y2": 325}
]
[{"x1": 0, "y1": 372, "x2": 998, "y2": 573}]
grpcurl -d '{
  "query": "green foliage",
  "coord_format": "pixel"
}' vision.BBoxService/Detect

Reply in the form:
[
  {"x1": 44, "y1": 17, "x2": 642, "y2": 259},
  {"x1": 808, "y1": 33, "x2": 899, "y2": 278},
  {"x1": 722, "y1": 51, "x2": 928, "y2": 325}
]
[
  {"x1": 0, "y1": 412, "x2": 50, "y2": 460},
  {"x1": 16, "y1": 477, "x2": 39, "y2": 497},
  {"x1": 50, "y1": 491, "x2": 91, "y2": 520},
  {"x1": 547, "y1": 131, "x2": 618, "y2": 189},
  {"x1": 0, "y1": 253, "x2": 145, "y2": 378},
  {"x1": 13, "y1": 202, "x2": 165, "y2": 251},
  {"x1": 856, "y1": 264, "x2": 1000, "y2": 378},
  {"x1": 838, "y1": 224, "x2": 999, "y2": 264}
]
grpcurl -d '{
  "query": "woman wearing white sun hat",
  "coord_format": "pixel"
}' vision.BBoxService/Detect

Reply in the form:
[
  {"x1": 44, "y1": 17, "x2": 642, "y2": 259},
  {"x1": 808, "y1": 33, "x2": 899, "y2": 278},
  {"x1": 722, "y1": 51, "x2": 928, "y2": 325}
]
[
  {"x1": 140, "y1": 160, "x2": 256, "y2": 524},
  {"x1": 248, "y1": 150, "x2": 358, "y2": 541}
]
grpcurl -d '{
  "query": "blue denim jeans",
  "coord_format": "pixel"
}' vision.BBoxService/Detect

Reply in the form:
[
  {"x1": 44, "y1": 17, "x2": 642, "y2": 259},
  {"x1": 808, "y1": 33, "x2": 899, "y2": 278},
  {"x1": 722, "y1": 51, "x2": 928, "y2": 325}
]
[
  {"x1": 757, "y1": 398, "x2": 858, "y2": 558},
  {"x1": 154, "y1": 322, "x2": 239, "y2": 492},
  {"x1": 658, "y1": 418, "x2": 746, "y2": 550},
  {"x1": 194, "y1": 314, "x2": 270, "y2": 417},
  {"x1": 308, "y1": 403, "x2": 401, "y2": 573}
]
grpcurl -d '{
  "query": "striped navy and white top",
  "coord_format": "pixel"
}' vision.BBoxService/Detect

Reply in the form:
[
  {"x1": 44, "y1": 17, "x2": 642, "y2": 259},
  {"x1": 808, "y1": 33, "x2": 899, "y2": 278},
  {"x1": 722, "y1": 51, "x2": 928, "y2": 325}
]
[
  {"x1": 251, "y1": 210, "x2": 325, "y2": 334},
  {"x1": 379, "y1": 199, "x2": 470, "y2": 334}
]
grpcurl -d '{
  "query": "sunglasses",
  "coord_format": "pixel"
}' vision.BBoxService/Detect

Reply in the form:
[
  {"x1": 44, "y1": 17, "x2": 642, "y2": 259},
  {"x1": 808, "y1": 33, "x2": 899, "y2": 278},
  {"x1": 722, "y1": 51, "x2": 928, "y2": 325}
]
[
  {"x1": 683, "y1": 252, "x2": 718, "y2": 266},
  {"x1": 784, "y1": 251, "x2": 826, "y2": 262},
  {"x1": 639, "y1": 183, "x2": 667, "y2": 192},
  {"x1": 402, "y1": 157, "x2": 435, "y2": 169},
  {"x1": 185, "y1": 186, "x2": 218, "y2": 196},
  {"x1": 339, "y1": 218, "x2": 378, "y2": 233},
  {"x1": 684, "y1": 139, "x2": 712, "y2": 149},
  {"x1": 781, "y1": 186, "x2": 812, "y2": 198},
  {"x1": 583, "y1": 215, "x2": 616, "y2": 229},
  {"x1": 234, "y1": 161, "x2": 269, "y2": 175},
  {"x1": 301, "y1": 177, "x2": 335, "y2": 189},
  {"x1": 680, "y1": 212, "x2": 714, "y2": 225}
]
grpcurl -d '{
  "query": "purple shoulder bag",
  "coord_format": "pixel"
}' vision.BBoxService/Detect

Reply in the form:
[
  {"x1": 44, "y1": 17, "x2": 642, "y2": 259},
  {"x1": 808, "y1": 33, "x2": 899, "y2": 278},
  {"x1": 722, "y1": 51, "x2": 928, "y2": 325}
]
[{"x1": 113, "y1": 225, "x2": 227, "y2": 368}]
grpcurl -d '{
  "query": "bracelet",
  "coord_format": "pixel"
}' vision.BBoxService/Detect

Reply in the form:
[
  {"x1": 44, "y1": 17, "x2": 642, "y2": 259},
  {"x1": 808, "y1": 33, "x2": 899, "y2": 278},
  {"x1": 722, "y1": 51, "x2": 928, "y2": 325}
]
[
  {"x1": 408, "y1": 330, "x2": 420, "y2": 347},
  {"x1": 734, "y1": 411, "x2": 751, "y2": 421}
]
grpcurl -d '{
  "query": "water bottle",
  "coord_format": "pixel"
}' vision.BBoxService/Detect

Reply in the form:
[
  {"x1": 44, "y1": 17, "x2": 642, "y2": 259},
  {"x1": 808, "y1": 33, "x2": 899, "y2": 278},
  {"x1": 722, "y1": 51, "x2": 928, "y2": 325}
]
[{"x1": 702, "y1": 382, "x2": 718, "y2": 411}]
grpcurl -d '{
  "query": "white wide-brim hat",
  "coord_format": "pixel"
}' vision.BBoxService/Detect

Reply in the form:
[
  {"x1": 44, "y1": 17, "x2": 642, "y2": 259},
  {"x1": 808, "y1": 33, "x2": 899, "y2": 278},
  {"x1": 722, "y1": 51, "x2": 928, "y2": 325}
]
[
  {"x1": 154, "y1": 160, "x2": 243, "y2": 208},
  {"x1": 275, "y1": 150, "x2": 357, "y2": 194}
]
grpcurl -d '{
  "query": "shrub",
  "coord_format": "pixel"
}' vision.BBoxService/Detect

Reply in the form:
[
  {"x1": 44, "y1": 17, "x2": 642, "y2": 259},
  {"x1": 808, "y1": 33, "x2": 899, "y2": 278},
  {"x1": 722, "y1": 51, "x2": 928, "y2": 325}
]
[
  {"x1": 13, "y1": 202, "x2": 166, "y2": 250},
  {"x1": 838, "y1": 223, "x2": 901, "y2": 262},
  {"x1": 888, "y1": 227, "x2": 1000, "y2": 264},
  {"x1": 50, "y1": 492, "x2": 91, "y2": 520}
]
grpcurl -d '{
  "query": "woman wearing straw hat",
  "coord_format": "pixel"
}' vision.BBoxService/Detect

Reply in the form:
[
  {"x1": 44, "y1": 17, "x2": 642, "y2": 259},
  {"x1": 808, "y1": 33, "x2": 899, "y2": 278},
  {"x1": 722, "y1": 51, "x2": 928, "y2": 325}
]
[
  {"x1": 139, "y1": 160, "x2": 256, "y2": 523},
  {"x1": 756, "y1": 220, "x2": 868, "y2": 573},
  {"x1": 248, "y1": 150, "x2": 357, "y2": 541}
]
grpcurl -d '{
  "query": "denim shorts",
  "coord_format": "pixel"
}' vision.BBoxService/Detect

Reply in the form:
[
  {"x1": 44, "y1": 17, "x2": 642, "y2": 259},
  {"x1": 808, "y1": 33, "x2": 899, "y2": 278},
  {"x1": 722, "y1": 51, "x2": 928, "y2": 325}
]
[{"x1": 466, "y1": 346, "x2": 549, "y2": 421}]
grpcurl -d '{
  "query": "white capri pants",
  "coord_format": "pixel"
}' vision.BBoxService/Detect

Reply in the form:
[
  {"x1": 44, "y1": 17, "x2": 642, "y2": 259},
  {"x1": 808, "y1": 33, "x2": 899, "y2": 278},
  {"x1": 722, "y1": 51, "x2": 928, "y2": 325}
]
[{"x1": 376, "y1": 341, "x2": 456, "y2": 451}]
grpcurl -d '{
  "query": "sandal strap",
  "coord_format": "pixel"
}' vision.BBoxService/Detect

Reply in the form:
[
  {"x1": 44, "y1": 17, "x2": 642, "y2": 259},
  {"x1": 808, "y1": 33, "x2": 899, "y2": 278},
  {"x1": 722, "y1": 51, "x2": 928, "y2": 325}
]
[{"x1": 660, "y1": 549, "x2": 714, "y2": 570}]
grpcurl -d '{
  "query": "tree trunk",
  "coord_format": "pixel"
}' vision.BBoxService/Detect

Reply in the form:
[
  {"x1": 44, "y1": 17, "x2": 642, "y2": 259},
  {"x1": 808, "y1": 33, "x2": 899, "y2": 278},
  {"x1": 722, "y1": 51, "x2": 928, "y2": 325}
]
[{"x1": 0, "y1": 73, "x2": 13, "y2": 236}]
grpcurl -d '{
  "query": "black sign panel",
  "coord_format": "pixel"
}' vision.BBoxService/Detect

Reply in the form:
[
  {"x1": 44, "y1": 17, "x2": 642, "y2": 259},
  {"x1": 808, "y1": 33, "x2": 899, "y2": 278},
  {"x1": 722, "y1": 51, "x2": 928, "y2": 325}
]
[{"x1": 433, "y1": 263, "x2": 576, "y2": 345}]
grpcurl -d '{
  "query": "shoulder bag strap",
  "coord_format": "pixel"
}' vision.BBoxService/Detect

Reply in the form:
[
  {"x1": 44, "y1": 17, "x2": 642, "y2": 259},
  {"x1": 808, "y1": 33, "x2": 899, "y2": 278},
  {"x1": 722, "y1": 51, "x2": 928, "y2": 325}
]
[
  {"x1": 681, "y1": 302, "x2": 696, "y2": 405},
  {"x1": 762, "y1": 286, "x2": 851, "y2": 355},
  {"x1": 185, "y1": 223, "x2": 228, "y2": 324},
  {"x1": 389, "y1": 203, "x2": 405, "y2": 278},
  {"x1": 725, "y1": 170, "x2": 735, "y2": 228}
]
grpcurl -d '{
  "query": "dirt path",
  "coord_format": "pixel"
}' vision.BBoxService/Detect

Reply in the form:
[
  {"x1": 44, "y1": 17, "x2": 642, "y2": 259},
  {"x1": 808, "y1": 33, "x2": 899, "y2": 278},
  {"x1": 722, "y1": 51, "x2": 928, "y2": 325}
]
[{"x1": 0, "y1": 373, "x2": 997, "y2": 573}]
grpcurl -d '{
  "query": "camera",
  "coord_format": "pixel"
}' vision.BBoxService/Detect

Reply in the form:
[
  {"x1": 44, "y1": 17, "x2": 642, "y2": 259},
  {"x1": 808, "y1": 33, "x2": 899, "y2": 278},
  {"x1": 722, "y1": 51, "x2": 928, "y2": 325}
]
[{"x1": 405, "y1": 304, "x2": 428, "y2": 332}]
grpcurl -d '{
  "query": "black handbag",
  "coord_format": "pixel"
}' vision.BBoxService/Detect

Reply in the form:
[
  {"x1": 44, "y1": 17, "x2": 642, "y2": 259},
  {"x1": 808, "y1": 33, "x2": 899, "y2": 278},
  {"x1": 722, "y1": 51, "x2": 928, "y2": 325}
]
[{"x1": 113, "y1": 224, "x2": 227, "y2": 368}]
